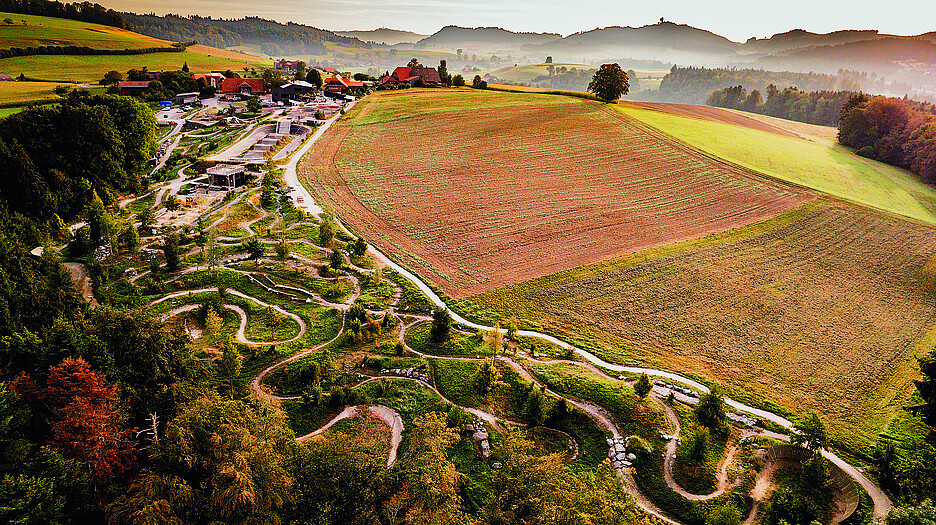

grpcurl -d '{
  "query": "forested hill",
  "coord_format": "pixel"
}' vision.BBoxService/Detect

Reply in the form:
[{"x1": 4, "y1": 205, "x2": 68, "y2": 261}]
[
  {"x1": 412, "y1": 26, "x2": 561, "y2": 52},
  {"x1": 123, "y1": 14, "x2": 366, "y2": 56}
]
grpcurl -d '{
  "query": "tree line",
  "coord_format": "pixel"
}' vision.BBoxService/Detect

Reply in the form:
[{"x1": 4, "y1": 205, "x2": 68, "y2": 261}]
[
  {"x1": 839, "y1": 94, "x2": 936, "y2": 182},
  {"x1": 645, "y1": 65, "x2": 861, "y2": 105},
  {"x1": 707, "y1": 84, "x2": 858, "y2": 127},
  {"x1": 0, "y1": 44, "x2": 181, "y2": 59},
  {"x1": 0, "y1": 0, "x2": 129, "y2": 28}
]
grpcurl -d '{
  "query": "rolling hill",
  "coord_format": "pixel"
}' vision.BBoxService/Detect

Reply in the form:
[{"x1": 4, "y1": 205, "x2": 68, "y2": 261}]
[{"x1": 335, "y1": 28, "x2": 427, "y2": 45}]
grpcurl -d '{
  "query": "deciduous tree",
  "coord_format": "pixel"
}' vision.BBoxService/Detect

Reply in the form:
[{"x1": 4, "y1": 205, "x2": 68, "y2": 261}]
[{"x1": 587, "y1": 63, "x2": 630, "y2": 102}]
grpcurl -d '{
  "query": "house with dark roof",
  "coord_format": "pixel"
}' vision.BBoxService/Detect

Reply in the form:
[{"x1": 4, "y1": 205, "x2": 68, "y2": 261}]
[
  {"x1": 221, "y1": 78, "x2": 268, "y2": 96},
  {"x1": 378, "y1": 66, "x2": 442, "y2": 88},
  {"x1": 273, "y1": 81, "x2": 317, "y2": 103},
  {"x1": 118, "y1": 80, "x2": 151, "y2": 96}
]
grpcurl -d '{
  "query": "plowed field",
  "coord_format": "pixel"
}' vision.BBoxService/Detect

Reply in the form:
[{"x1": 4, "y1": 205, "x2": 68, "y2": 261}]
[
  {"x1": 471, "y1": 201, "x2": 936, "y2": 449},
  {"x1": 301, "y1": 90, "x2": 812, "y2": 298}
]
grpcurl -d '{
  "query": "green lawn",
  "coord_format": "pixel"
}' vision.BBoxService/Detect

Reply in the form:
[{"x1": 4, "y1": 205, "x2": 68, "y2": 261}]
[{"x1": 617, "y1": 105, "x2": 936, "y2": 225}]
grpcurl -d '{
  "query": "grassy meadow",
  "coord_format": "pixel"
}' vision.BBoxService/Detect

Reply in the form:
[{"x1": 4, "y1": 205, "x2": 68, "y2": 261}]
[
  {"x1": 617, "y1": 104, "x2": 936, "y2": 225},
  {"x1": 0, "y1": 12, "x2": 168, "y2": 50}
]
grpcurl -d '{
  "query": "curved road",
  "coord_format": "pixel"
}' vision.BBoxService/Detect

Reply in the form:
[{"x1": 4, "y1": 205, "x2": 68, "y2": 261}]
[{"x1": 283, "y1": 95, "x2": 893, "y2": 521}]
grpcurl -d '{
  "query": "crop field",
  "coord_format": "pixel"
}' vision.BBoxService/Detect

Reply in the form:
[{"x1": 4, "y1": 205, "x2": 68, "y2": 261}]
[
  {"x1": 617, "y1": 103, "x2": 936, "y2": 225},
  {"x1": 302, "y1": 89, "x2": 812, "y2": 298},
  {"x1": 470, "y1": 201, "x2": 936, "y2": 449},
  {"x1": 0, "y1": 80, "x2": 68, "y2": 103},
  {"x1": 0, "y1": 12, "x2": 169, "y2": 50}
]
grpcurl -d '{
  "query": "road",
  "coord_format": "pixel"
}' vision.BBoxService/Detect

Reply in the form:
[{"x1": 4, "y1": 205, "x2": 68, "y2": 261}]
[{"x1": 281, "y1": 94, "x2": 894, "y2": 521}]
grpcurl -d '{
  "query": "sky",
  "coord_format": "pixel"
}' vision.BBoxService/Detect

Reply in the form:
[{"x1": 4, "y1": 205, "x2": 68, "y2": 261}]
[{"x1": 101, "y1": 0, "x2": 933, "y2": 42}]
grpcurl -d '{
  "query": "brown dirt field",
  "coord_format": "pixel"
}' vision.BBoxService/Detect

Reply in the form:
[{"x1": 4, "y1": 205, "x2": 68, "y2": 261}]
[
  {"x1": 186, "y1": 44, "x2": 262, "y2": 62},
  {"x1": 472, "y1": 201, "x2": 936, "y2": 449},
  {"x1": 302, "y1": 90, "x2": 812, "y2": 299},
  {"x1": 621, "y1": 101, "x2": 802, "y2": 139}
]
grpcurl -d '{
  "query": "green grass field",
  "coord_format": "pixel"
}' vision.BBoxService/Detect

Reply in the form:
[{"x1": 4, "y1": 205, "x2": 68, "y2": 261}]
[
  {"x1": 617, "y1": 104, "x2": 936, "y2": 225},
  {"x1": 0, "y1": 49, "x2": 262, "y2": 82},
  {"x1": 0, "y1": 12, "x2": 167, "y2": 50}
]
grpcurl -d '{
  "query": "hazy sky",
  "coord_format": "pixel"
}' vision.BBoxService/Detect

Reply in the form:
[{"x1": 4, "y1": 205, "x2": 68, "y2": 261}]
[{"x1": 101, "y1": 0, "x2": 933, "y2": 42}]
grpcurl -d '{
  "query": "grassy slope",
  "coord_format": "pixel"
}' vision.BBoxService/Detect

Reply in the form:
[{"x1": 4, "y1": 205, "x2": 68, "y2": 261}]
[
  {"x1": 617, "y1": 104, "x2": 936, "y2": 225},
  {"x1": 0, "y1": 12, "x2": 167, "y2": 50}
]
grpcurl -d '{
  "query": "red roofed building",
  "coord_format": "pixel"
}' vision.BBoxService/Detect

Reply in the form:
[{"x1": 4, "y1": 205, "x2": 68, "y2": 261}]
[
  {"x1": 0, "y1": 73, "x2": 13, "y2": 81},
  {"x1": 117, "y1": 80, "x2": 151, "y2": 96},
  {"x1": 193, "y1": 72, "x2": 225, "y2": 89},
  {"x1": 323, "y1": 74, "x2": 364, "y2": 93},
  {"x1": 378, "y1": 66, "x2": 442, "y2": 88},
  {"x1": 275, "y1": 60, "x2": 300, "y2": 75},
  {"x1": 221, "y1": 78, "x2": 267, "y2": 95}
]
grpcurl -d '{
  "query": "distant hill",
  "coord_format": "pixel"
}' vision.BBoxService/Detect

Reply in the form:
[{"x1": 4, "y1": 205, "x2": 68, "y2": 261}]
[
  {"x1": 125, "y1": 13, "x2": 366, "y2": 56},
  {"x1": 412, "y1": 26, "x2": 561, "y2": 54},
  {"x1": 336, "y1": 28, "x2": 427, "y2": 45},
  {"x1": 756, "y1": 37, "x2": 936, "y2": 81},
  {"x1": 739, "y1": 29, "x2": 886, "y2": 55},
  {"x1": 533, "y1": 22, "x2": 739, "y2": 64}
]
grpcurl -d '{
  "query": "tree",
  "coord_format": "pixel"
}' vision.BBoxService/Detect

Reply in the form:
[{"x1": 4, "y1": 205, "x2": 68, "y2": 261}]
[
  {"x1": 117, "y1": 225, "x2": 139, "y2": 253},
  {"x1": 626, "y1": 69, "x2": 640, "y2": 92},
  {"x1": 165, "y1": 195, "x2": 180, "y2": 212},
  {"x1": 137, "y1": 207, "x2": 155, "y2": 233},
  {"x1": 430, "y1": 308, "x2": 451, "y2": 343},
  {"x1": 244, "y1": 238, "x2": 264, "y2": 259},
  {"x1": 472, "y1": 75, "x2": 487, "y2": 89},
  {"x1": 634, "y1": 373, "x2": 652, "y2": 400},
  {"x1": 438, "y1": 59, "x2": 450, "y2": 86},
  {"x1": 351, "y1": 236, "x2": 368, "y2": 257},
  {"x1": 800, "y1": 452, "x2": 830, "y2": 501},
  {"x1": 407, "y1": 57, "x2": 422, "y2": 68},
  {"x1": 329, "y1": 249, "x2": 343, "y2": 270},
  {"x1": 398, "y1": 412, "x2": 463, "y2": 520},
  {"x1": 545, "y1": 56, "x2": 553, "y2": 63},
  {"x1": 261, "y1": 68, "x2": 287, "y2": 89},
  {"x1": 473, "y1": 357, "x2": 505, "y2": 396},
  {"x1": 305, "y1": 68, "x2": 322, "y2": 88},
  {"x1": 163, "y1": 233, "x2": 180, "y2": 271},
  {"x1": 792, "y1": 412, "x2": 828, "y2": 452},
  {"x1": 318, "y1": 214, "x2": 335, "y2": 248},
  {"x1": 915, "y1": 346, "x2": 936, "y2": 427},
  {"x1": 885, "y1": 500, "x2": 936, "y2": 525},
  {"x1": 15, "y1": 357, "x2": 138, "y2": 492},
  {"x1": 245, "y1": 96, "x2": 261, "y2": 113},
  {"x1": 587, "y1": 63, "x2": 630, "y2": 102},
  {"x1": 695, "y1": 386, "x2": 727, "y2": 435},
  {"x1": 181, "y1": 61, "x2": 189, "y2": 72},
  {"x1": 452, "y1": 74, "x2": 465, "y2": 87},
  {"x1": 489, "y1": 322, "x2": 503, "y2": 356}
]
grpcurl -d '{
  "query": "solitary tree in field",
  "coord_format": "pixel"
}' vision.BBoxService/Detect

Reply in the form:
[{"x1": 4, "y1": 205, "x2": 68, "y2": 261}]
[
  {"x1": 587, "y1": 63, "x2": 630, "y2": 102},
  {"x1": 695, "y1": 385, "x2": 727, "y2": 435},
  {"x1": 430, "y1": 308, "x2": 451, "y2": 342}
]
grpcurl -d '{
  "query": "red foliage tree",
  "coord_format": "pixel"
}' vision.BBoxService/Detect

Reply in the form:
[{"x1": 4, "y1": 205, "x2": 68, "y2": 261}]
[{"x1": 14, "y1": 357, "x2": 138, "y2": 492}]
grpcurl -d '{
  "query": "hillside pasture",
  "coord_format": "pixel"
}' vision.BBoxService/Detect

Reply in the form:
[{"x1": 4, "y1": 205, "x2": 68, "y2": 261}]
[
  {"x1": 0, "y1": 12, "x2": 169, "y2": 50},
  {"x1": 302, "y1": 89, "x2": 812, "y2": 298},
  {"x1": 470, "y1": 201, "x2": 936, "y2": 449},
  {"x1": 0, "y1": 80, "x2": 69, "y2": 104},
  {"x1": 617, "y1": 103, "x2": 936, "y2": 225}
]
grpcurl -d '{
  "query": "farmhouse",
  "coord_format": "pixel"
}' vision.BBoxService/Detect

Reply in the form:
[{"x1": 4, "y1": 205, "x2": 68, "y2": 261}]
[
  {"x1": 207, "y1": 164, "x2": 247, "y2": 189},
  {"x1": 0, "y1": 73, "x2": 12, "y2": 81},
  {"x1": 117, "y1": 80, "x2": 151, "y2": 95},
  {"x1": 378, "y1": 66, "x2": 442, "y2": 88},
  {"x1": 323, "y1": 74, "x2": 364, "y2": 94},
  {"x1": 273, "y1": 81, "x2": 317, "y2": 103},
  {"x1": 192, "y1": 72, "x2": 225, "y2": 89},
  {"x1": 221, "y1": 78, "x2": 268, "y2": 96}
]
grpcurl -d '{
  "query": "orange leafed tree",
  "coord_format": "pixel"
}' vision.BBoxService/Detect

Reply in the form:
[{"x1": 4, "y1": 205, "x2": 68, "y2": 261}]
[{"x1": 15, "y1": 357, "x2": 138, "y2": 490}]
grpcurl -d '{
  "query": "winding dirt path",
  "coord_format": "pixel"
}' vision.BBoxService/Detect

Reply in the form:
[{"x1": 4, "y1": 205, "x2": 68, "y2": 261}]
[{"x1": 296, "y1": 404, "x2": 404, "y2": 467}]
